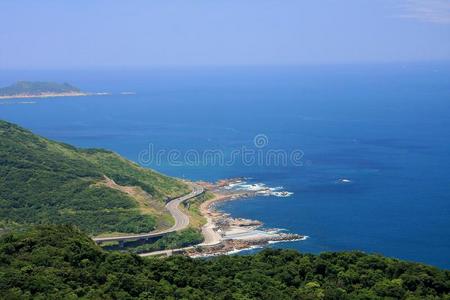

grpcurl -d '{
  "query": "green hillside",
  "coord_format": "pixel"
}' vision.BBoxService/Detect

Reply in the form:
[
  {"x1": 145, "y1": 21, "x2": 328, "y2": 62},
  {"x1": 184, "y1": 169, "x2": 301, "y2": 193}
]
[
  {"x1": 0, "y1": 120, "x2": 189, "y2": 235},
  {"x1": 0, "y1": 81, "x2": 81, "y2": 96},
  {"x1": 0, "y1": 225, "x2": 449, "y2": 299}
]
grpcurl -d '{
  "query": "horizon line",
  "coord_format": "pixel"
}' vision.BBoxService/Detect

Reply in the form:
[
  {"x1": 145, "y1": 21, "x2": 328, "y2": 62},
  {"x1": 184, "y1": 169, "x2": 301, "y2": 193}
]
[{"x1": 2, "y1": 60, "x2": 450, "y2": 72}]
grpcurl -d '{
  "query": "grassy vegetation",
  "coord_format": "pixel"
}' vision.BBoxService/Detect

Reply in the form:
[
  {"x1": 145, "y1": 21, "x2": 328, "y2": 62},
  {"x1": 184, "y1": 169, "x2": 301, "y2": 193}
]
[
  {"x1": 101, "y1": 191, "x2": 212, "y2": 253},
  {"x1": 1, "y1": 225, "x2": 449, "y2": 299},
  {"x1": 0, "y1": 81, "x2": 81, "y2": 96},
  {"x1": 182, "y1": 191, "x2": 215, "y2": 229},
  {"x1": 106, "y1": 192, "x2": 214, "y2": 253},
  {"x1": 0, "y1": 120, "x2": 189, "y2": 235}
]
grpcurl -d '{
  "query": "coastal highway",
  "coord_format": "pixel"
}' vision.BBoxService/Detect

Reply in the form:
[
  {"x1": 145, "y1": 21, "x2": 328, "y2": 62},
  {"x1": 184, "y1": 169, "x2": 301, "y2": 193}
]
[
  {"x1": 93, "y1": 184, "x2": 204, "y2": 244},
  {"x1": 199, "y1": 197, "x2": 223, "y2": 246},
  {"x1": 138, "y1": 194, "x2": 224, "y2": 257}
]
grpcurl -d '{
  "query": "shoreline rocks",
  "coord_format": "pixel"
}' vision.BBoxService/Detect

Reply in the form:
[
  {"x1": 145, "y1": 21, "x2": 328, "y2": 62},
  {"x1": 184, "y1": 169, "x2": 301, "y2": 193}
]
[{"x1": 190, "y1": 178, "x2": 305, "y2": 257}]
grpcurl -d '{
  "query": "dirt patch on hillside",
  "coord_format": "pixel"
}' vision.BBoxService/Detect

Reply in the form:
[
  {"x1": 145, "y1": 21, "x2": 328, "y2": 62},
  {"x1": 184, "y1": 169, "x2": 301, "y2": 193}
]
[{"x1": 96, "y1": 176, "x2": 173, "y2": 229}]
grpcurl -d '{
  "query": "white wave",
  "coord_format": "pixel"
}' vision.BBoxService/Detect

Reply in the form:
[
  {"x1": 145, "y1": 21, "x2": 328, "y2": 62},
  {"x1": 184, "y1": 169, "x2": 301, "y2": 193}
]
[
  {"x1": 272, "y1": 191, "x2": 293, "y2": 197},
  {"x1": 227, "y1": 182, "x2": 243, "y2": 188},
  {"x1": 267, "y1": 236, "x2": 309, "y2": 244},
  {"x1": 269, "y1": 186, "x2": 284, "y2": 191},
  {"x1": 226, "y1": 181, "x2": 293, "y2": 198},
  {"x1": 237, "y1": 183, "x2": 267, "y2": 191},
  {"x1": 338, "y1": 178, "x2": 352, "y2": 184},
  {"x1": 225, "y1": 245, "x2": 264, "y2": 255}
]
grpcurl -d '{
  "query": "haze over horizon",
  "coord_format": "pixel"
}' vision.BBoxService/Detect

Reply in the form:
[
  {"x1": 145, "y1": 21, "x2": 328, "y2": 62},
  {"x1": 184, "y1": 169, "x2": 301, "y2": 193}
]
[{"x1": 1, "y1": 0, "x2": 450, "y2": 70}]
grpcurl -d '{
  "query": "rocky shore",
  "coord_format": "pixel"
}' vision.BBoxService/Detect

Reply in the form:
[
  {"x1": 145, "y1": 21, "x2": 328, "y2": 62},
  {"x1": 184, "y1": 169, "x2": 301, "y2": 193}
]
[
  {"x1": 187, "y1": 233, "x2": 304, "y2": 257},
  {"x1": 185, "y1": 178, "x2": 305, "y2": 257},
  {"x1": 137, "y1": 178, "x2": 304, "y2": 257}
]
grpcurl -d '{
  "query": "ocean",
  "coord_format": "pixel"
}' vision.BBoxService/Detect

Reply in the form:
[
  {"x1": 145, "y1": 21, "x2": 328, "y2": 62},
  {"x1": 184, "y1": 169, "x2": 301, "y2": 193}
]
[{"x1": 1, "y1": 63, "x2": 449, "y2": 268}]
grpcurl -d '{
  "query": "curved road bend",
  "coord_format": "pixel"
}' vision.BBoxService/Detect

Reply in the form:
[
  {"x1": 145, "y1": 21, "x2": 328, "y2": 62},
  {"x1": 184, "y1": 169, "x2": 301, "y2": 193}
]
[
  {"x1": 93, "y1": 184, "x2": 204, "y2": 244},
  {"x1": 140, "y1": 196, "x2": 223, "y2": 257}
]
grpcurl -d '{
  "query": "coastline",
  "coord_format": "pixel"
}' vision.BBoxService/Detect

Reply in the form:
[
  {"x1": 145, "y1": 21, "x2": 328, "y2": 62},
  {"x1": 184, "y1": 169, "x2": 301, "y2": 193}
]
[
  {"x1": 0, "y1": 92, "x2": 96, "y2": 100},
  {"x1": 139, "y1": 178, "x2": 304, "y2": 257},
  {"x1": 192, "y1": 184, "x2": 303, "y2": 257}
]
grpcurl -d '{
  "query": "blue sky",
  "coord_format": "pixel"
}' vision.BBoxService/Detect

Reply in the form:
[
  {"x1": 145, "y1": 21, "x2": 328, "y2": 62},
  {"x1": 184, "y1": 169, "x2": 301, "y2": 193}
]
[{"x1": 1, "y1": 0, "x2": 449, "y2": 69}]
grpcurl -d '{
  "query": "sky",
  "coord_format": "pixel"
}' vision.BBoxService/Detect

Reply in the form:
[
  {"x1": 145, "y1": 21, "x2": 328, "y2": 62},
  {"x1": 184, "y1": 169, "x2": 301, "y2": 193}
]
[{"x1": 0, "y1": 0, "x2": 450, "y2": 69}]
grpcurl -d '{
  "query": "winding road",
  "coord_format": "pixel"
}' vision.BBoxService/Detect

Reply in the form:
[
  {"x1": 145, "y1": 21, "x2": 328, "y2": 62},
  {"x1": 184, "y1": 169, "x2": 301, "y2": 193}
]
[{"x1": 93, "y1": 184, "x2": 204, "y2": 244}]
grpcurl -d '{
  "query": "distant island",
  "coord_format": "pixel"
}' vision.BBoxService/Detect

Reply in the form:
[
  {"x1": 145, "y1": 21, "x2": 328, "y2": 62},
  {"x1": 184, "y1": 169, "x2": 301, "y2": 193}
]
[{"x1": 0, "y1": 81, "x2": 88, "y2": 99}]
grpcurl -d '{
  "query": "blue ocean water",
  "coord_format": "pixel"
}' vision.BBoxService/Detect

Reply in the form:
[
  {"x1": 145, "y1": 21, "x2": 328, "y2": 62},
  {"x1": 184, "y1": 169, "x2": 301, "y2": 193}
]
[{"x1": 1, "y1": 64, "x2": 449, "y2": 268}]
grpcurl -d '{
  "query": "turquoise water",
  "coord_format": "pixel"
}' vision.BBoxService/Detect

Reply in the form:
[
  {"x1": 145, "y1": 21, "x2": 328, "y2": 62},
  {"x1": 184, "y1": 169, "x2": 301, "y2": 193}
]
[{"x1": 1, "y1": 64, "x2": 449, "y2": 268}]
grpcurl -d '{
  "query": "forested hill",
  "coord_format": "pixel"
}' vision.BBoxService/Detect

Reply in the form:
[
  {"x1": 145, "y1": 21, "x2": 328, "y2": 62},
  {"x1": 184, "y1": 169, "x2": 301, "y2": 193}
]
[
  {"x1": 0, "y1": 81, "x2": 82, "y2": 97},
  {"x1": 0, "y1": 225, "x2": 449, "y2": 299},
  {"x1": 0, "y1": 120, "x2": 189, "y2": 235}
]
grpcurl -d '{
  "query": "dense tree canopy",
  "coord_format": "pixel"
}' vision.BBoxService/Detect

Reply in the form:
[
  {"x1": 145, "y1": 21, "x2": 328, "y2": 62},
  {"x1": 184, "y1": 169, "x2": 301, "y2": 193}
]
[
  {"x1": 128, "y1": 228, "x2": 204, "y2": 254},
  {"x1": 0, "y1": 225, "x2": 449, "y2": 299}
]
